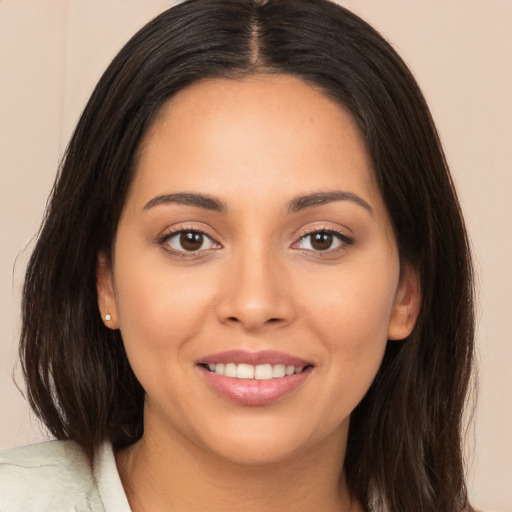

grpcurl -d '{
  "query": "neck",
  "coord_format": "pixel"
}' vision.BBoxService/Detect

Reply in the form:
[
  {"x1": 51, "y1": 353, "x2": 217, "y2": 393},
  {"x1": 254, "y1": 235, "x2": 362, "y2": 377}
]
[{"x1": 115, "y1": 414, "x2": 359, "y2": 512}]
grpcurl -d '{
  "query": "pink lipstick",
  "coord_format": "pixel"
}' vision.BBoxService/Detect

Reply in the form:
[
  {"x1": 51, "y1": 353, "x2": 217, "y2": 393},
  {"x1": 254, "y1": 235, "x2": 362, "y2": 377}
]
[{"x1": 196, "y1": 350, "x2": 314, "y2": 405}]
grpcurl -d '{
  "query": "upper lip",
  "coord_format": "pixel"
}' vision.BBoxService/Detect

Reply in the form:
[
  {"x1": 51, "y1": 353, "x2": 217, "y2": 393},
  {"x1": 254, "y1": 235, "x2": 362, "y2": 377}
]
[{"x1": 197, "y1": 350, "x2": 313, "y2": 367}]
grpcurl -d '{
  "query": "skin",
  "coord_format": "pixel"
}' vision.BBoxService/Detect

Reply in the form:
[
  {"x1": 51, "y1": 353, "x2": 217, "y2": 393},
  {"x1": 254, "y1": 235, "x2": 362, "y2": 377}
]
[{"x1": 97, "y1": 74, "x2": 420, "y2": 512}]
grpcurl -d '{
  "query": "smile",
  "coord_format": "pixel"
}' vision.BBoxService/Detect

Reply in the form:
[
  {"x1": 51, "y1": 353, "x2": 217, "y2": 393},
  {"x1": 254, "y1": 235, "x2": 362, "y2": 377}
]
[
  {"x1": 196, "y1": 350, "x2": 314, "y2": 405},
  {"x1": 202, "y1": 363, "x2": 307, "y2": 380}
]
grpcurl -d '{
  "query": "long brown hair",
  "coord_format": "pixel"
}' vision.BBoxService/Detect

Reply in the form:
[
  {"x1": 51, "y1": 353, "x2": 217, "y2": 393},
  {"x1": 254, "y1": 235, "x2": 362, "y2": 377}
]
[{"x1": 20, "y1": 1, "x2": 475, "y2": 510}]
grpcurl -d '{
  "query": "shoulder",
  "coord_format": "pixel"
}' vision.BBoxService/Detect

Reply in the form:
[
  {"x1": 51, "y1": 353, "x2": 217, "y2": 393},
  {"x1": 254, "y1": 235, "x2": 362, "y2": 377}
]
[{"x1": 0, "y1": 439, "x2": 104, "y2": 512}]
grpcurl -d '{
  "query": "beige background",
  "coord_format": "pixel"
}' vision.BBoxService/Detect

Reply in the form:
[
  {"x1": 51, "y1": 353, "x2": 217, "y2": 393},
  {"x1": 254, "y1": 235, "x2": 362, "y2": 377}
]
[{"x1": 1, "y1": 1, "x2": 511, "y2": 510}]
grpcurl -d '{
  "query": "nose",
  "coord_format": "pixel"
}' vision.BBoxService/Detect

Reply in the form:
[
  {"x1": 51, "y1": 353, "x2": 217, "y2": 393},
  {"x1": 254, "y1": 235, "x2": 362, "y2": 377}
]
[{"x1": 215, "y1": 247, "x2": 296, "y2": 331}]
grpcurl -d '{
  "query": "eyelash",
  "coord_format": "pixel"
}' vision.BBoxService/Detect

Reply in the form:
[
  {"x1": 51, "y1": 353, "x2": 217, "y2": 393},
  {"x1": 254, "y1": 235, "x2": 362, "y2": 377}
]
[
  {"x1": 157, "y1": 226, "x2": 354, "y2": 258},
  {"x1": 158, "y1": 226, "x2": 220, "y2": 258},
  {"x1": 293, "y1": 227, "x2": 354, "y2": 255}
]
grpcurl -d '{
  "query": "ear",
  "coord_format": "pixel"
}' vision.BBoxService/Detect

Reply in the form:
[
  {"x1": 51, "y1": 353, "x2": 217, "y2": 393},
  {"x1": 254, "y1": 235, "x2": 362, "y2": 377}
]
[
  {"x1": 96, "y1": 252, "x2": 119, "y2": 329},
  {"x1": 387, "y1": 264, "x2": 421, "y2": 340}
]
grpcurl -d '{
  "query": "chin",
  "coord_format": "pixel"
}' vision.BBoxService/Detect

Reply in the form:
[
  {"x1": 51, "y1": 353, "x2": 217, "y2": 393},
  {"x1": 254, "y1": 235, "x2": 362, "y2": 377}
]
[
  {"x1": 194, "y1": 413, "x2": 348, "y2": 468},
  {"x1": 206, "y1": 434, "x2": 307, "y2": 467}
]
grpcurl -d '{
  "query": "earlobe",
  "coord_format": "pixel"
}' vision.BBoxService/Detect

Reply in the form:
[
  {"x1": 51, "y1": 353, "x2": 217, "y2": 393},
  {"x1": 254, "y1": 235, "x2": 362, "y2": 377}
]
[
  {"x1": 387, "y1": 265, "x2": 421, "y2": 341},
  {"x1": 96, "y1": 252, "x2": 119, "y2": 329}
]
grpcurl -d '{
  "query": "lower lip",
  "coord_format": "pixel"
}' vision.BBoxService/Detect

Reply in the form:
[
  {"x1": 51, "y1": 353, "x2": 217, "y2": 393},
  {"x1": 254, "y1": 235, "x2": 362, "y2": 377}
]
[{"x1": 198, "y1": 366, "x2": 312, "y2": 406}]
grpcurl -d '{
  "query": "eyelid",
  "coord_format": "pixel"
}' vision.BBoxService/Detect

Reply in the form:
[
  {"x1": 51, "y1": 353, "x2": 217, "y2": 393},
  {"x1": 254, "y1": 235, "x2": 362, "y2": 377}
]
[
  {"x1": 291, "y1": 226, "x2": 354, "y2": 253},
  {"x1": 156, "y1": 223, "x2": 353, "y2": 257},
  {"x1": 158, "y1": 225, "x2": 222, "y2": 256}
]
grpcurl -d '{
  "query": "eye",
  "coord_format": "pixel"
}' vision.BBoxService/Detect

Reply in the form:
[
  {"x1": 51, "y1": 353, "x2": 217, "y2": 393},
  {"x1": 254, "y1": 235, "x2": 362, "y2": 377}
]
[
  {"x1": 294, "y1": 230, "x2": 352, "y2": 252},
  {"x1": 162, "y1": 230, "x2": 219, "y2": 253}
]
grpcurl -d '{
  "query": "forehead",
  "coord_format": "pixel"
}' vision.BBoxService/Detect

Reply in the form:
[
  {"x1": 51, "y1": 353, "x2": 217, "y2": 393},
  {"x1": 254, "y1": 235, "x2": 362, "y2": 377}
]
[{"x1": 129, "y1": 74, "x2": 381, "y2": 212}]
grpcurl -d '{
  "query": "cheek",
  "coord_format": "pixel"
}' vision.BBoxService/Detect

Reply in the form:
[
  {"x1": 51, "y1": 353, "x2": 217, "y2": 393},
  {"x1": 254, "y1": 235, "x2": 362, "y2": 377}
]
[
  {"x1": 112, "y1": 255, "x2": 217, "y2": 360},
  {"x1": 111, "y1": 260, "x2": 220, "y2": 420},
  {"x1": 297, "y1": 251, "x2": 399, "y2": 393},
  {"x1": 300, "y1": 253, "x2": 398, "y2": 340}
]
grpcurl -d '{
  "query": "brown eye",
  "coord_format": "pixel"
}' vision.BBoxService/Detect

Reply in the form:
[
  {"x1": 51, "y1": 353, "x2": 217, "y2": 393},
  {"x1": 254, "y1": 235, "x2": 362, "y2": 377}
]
[
  {"x1": 294, "y1": 229, "x2": 352, "y2": 253},
  {"x1": 163, "y1": 230, "x2": 218, "y2": 253},
  {"x1": 310, "y1": 232, "x2": 334, "y2": 251},
  {"x1": 180, "y1": 231, "x2": 204, "y2": 251}
]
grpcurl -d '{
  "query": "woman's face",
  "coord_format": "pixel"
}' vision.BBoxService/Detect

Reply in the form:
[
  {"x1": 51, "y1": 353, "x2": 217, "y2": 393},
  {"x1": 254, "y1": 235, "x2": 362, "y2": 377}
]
[{"x1": 98, "y1": 74, "x2": 419, "y2": 465}]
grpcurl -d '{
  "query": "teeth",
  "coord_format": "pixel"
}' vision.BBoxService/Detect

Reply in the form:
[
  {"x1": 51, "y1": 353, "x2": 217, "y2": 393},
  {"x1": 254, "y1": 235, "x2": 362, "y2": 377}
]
[
  {"x1": 225, "y1": 363, "x2": 237, "y2": 378},
  {"x1": 272, "y1": 364, "x2": 286, "y2": 378},
  {"x1": 254, "y1": 364, "x2": 273, "y2": 380},
  {"x1": 206, "y1": 363, "x2": 307, "y2": 380},
  {"x1": 237, "y1": 363, "x2": 255, "y2": 379}
]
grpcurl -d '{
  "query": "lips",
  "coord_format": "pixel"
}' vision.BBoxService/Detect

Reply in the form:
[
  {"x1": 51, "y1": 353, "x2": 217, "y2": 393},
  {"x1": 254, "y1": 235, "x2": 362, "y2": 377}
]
[
  {"x1": 196, "y1": 350, "x2": 314, "y2": 405},
  {"x1": 198, "y1": 349, "x2": 312, "y2": 367}
]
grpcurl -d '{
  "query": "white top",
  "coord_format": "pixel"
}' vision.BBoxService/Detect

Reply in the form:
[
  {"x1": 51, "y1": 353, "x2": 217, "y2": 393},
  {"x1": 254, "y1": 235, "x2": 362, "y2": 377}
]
[
  {"x1": 1, "y1": 441, "x2": 487, "y2": 511},
  {"x1": 0, "y1": 439, "x2": 131, "y2": 511}
]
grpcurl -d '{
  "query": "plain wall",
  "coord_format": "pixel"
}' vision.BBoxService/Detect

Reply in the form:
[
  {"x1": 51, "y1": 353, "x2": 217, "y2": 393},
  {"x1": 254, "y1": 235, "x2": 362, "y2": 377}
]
[{"x1": 1, "y1": 1, "x2": 510, "y2": 510}]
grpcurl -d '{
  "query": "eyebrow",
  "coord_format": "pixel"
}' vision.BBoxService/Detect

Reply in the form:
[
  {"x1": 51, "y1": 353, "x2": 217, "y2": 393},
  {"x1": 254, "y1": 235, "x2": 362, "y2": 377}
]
[
  {"x1": 143, "y1": 190, "x2": 372, "y2": 215},
  {"x1": 143, "y1": 192, "x2": 227, "y2": 212},
  {"x1": 287, "y1": 191, "x2": 373, "y2": 215}
]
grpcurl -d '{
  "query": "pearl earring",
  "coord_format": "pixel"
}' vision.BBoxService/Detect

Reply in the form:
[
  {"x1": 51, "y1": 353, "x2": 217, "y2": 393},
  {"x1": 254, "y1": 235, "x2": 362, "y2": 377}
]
[{"x1": 105, "y1": 314, "x2": 111, "y2": 321}]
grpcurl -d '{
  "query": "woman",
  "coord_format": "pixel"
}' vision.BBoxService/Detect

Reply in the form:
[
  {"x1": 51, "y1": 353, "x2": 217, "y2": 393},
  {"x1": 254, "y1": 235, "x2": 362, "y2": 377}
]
[{"x1": 0, "y1": 0, "x2": 475, "y2": 510}]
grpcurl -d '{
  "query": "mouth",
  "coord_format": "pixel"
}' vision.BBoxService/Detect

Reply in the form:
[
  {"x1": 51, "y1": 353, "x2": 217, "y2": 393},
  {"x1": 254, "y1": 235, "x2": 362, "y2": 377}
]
[
  {"x1": 198, "y1": 362, "x2": 312, "y2": 380},
  {"x1": 196, "y1": 350, "x2": 314, "y2": 405}
]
